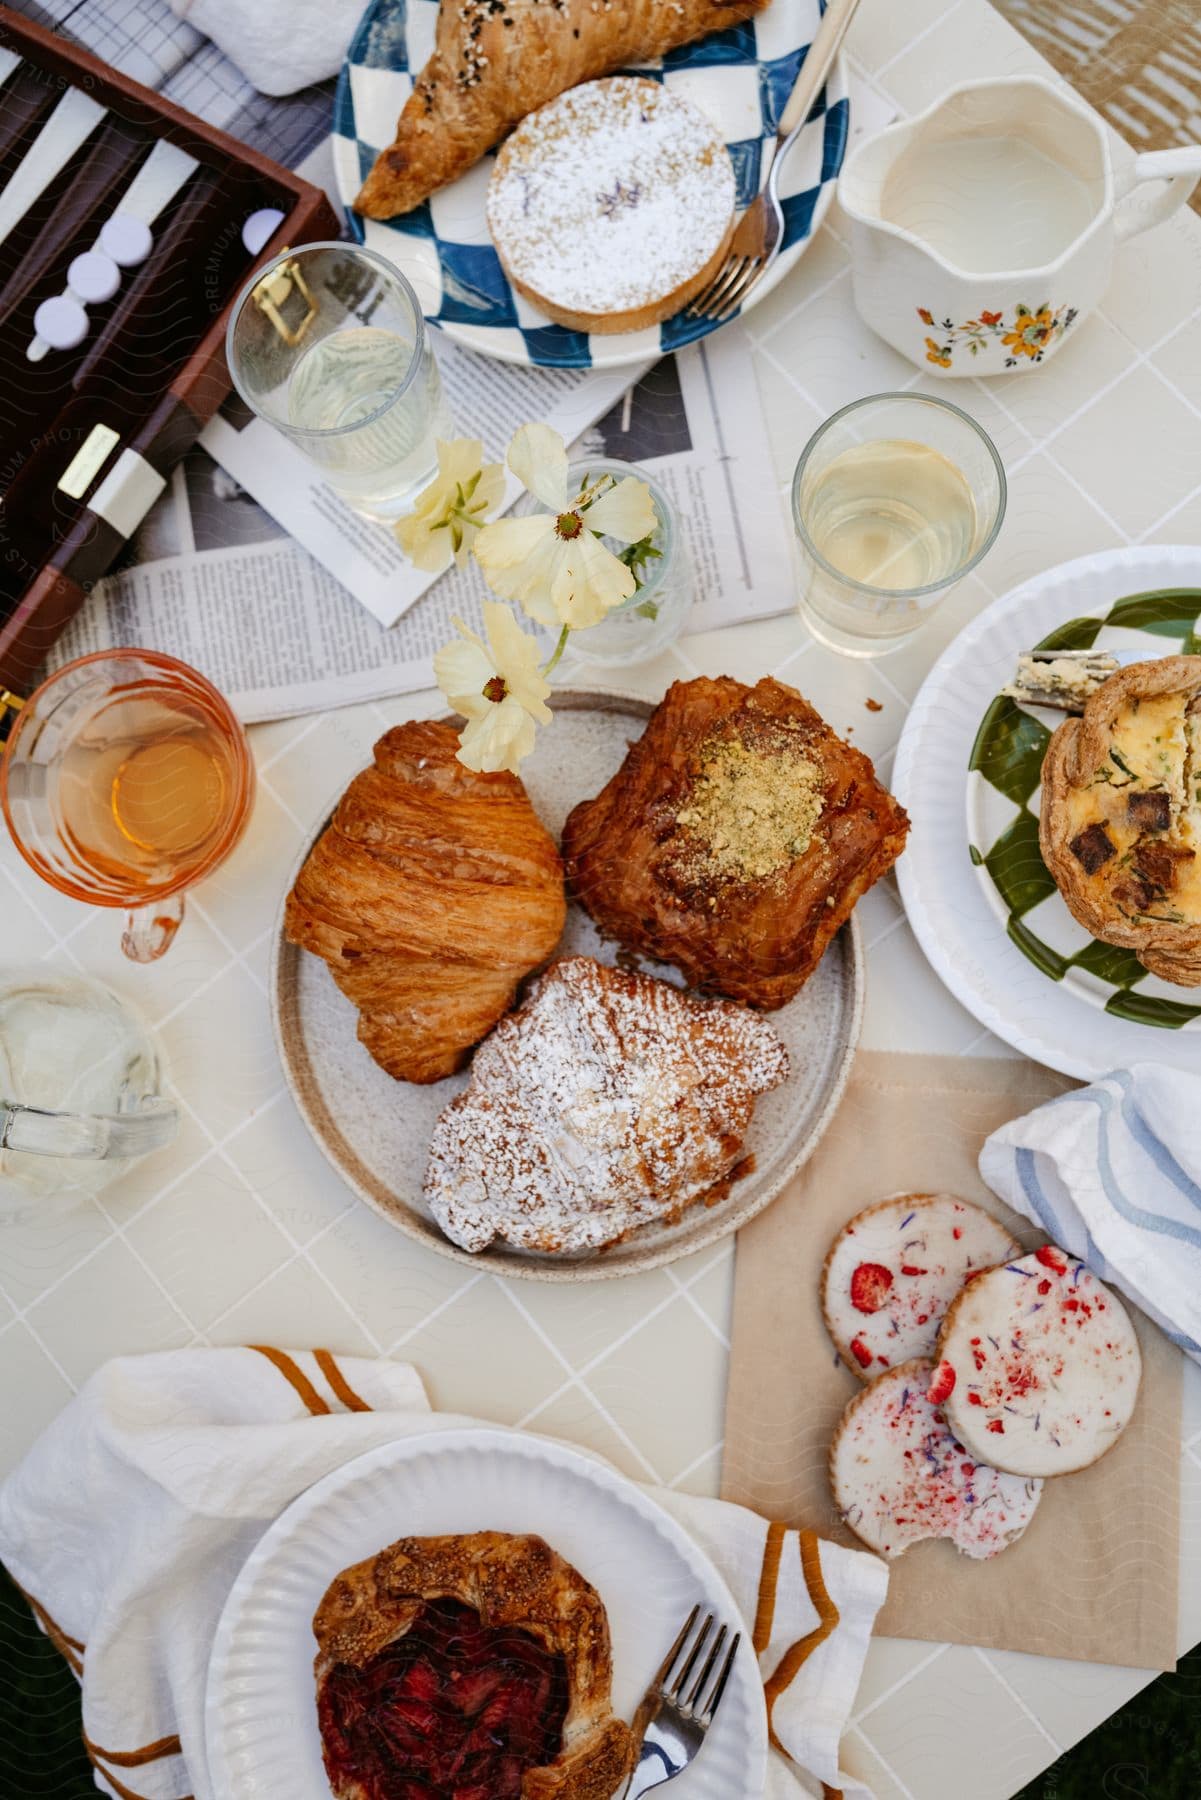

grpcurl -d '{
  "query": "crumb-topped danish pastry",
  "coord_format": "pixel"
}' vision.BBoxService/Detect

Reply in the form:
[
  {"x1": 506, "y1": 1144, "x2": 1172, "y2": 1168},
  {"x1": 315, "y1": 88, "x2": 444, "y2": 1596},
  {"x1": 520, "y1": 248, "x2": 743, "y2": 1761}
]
[
  {"x1": 563, "y1": 677, "x2": 910, "y2": 1009},
  {"x1": 1040, "y1": 656, "x2": 1201, "y2": 984},
  {"x1": 313, "y1": 1531, "x2": 633, "y2": 1800}
]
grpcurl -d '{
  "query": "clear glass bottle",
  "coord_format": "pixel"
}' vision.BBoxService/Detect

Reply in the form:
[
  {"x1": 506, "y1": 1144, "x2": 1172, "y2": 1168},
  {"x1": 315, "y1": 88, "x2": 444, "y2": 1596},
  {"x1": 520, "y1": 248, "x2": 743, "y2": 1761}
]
[{"x1": 0, "y1": 972, "x2": 176, "y2": 1217}]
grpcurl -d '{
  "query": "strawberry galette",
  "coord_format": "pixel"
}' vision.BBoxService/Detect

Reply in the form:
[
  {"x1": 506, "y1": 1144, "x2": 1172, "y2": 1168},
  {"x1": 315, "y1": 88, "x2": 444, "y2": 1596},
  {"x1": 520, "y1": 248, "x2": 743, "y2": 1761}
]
[{"x1": 313, "y1": 1532, "x2": 633, "y2": 1800}]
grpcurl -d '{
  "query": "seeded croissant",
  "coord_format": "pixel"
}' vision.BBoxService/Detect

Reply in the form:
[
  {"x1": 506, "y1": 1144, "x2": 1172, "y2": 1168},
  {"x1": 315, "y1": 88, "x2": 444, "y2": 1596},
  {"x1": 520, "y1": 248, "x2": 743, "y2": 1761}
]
[
  {"x1": 354, "y1": 0, "x2": 770, "y2": 220},
  {"x1": 285, "y1": 721, "x2": 566, "y2": 1083}
]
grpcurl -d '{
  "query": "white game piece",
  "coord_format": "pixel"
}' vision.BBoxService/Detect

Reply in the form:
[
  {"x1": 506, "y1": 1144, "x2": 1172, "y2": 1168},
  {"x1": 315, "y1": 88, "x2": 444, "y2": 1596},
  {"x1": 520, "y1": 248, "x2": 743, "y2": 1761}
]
[
  {"x1": 99, "y1": 213, "x2": 152, "y2": 268},
  {"x1": 68, "y1": 250, "x2": 120, "y2": 305},
  {"x1": 241, "y1": 207, "x2": 285, "y2": 256},
  {"x1": 33, "y1": 295, "x2": 88, "y2": 352},
  {"x1": 116, "y1": 141, "x2": 198, "y2": 229}
]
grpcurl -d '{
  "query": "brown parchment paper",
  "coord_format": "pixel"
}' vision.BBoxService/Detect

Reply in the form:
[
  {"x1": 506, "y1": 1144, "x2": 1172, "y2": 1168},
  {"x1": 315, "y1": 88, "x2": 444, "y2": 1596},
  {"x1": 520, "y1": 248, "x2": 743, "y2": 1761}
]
[{"x1": 723, "y1": 1051, "x2": 1182, "y2": 1670}]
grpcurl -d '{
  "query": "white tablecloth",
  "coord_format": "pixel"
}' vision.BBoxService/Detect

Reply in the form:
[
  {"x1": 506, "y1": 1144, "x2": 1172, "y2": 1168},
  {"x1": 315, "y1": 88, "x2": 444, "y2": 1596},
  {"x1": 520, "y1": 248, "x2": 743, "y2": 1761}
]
[{"x1": 2, "y1": 2, "x2": 1201, "y2": 1796}]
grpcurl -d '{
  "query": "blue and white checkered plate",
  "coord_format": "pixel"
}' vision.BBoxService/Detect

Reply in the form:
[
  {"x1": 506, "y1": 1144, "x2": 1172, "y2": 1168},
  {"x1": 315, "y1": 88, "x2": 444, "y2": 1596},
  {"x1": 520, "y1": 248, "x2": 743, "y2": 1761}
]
[{"x1": 333, "y1": 0, "x2": 849, "y2": 369}]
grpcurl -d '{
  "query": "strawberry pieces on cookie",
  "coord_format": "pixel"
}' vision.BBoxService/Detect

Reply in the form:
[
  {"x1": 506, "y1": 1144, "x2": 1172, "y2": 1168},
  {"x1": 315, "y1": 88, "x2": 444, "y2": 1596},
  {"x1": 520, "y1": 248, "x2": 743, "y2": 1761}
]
[
  {"x1": 937, "y1": 1249, "x2": 1142, "y2": 1477},
  {"x1": 829, "y1": 1358, "x2": 1042, "y2": 1561},
  {"x1": 822, "y1": 1194, "x2": 1021, "y2": 1378},
  {"x1": 850, "y1": 1263, "x2": 894, "y2": 1313}
]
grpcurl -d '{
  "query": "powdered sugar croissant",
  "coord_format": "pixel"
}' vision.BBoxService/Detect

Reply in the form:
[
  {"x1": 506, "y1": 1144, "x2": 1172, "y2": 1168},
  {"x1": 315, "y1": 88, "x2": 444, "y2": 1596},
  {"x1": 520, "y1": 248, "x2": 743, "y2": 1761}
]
[{"x1": 354, "y1": 0, "x2": 770, "y2": 220}]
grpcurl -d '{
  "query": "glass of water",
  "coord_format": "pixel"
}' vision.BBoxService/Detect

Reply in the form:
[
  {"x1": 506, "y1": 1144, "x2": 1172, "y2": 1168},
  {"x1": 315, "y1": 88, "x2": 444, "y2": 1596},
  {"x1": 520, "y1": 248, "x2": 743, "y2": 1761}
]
[
  {"x1": 791, "y1": 392, "x2": 1006, "y2": 656},
  {"x1": 226, "y1": 242, "x2": 452, "y2": 521}
]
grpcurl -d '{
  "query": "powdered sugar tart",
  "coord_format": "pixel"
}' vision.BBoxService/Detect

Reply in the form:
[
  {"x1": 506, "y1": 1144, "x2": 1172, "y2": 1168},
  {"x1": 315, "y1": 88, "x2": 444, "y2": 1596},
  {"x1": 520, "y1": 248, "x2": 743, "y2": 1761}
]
[
  {"x1": 822, "y1": 1193, "x2": 1021, "y2": 1378},
  {"x1": 936, "y1": 1247, "x2": 1142, "y2": 1478},
  {"x1": 829, "y1": 1359, "x2": 1043, "y2": 1562},
  {"x1": 487, "y1": 78, "x2": 735, "y2": 334},
  {"x1": 272, "y1": 692, "x2": 863, "y2": 1281}
]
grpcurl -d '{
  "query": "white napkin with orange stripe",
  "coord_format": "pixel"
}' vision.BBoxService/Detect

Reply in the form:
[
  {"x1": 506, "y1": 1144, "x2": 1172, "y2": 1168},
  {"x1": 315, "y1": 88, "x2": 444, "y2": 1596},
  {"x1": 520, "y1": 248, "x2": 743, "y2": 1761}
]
[{"x1": 0, "y1": 1349, "x2": 887, "y2": 1800}]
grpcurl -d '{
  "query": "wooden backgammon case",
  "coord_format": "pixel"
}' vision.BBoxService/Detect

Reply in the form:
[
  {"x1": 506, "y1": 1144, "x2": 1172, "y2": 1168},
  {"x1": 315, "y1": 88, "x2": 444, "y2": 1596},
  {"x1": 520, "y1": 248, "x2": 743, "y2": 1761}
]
[{"x1": 0, "y1": 5, "x2": 340, "y2": 693}]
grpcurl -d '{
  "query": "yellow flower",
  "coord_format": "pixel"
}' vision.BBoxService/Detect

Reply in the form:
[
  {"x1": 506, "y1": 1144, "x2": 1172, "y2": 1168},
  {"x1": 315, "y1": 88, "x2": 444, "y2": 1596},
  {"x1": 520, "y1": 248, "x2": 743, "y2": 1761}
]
[
  {"x1": 433, "y1": 601, "x2": 552, "y2": 774},
  {"x1": 1001, "y1": 306, "x2": 1055, "y2": 359},
  {"x1": 395, "y1": 438, "x2": 506, "y2": 573},
  {"x1": 925, "y1": 336, "x2": 952, "y2": 369},
  {"x1": 474, "y1": 423, "x2": 658, "y2": 631}
]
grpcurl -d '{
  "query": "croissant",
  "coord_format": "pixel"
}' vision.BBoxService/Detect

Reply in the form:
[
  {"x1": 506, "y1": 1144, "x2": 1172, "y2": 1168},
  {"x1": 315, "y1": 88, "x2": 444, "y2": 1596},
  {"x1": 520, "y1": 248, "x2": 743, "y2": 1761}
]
[
  {"x1": 354, "y1": 0, "x2": 770, "y2": 220},
  {"x1": 284, "y1": 721, "x2": 566, "y2": 1083}
]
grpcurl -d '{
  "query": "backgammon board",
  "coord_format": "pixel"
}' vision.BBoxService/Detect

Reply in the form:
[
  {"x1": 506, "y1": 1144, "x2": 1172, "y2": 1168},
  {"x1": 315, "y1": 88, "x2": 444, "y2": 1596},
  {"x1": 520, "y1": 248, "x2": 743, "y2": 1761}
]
[{"x1": 0, "y1": 5, "x2": 339, "y2": 696}]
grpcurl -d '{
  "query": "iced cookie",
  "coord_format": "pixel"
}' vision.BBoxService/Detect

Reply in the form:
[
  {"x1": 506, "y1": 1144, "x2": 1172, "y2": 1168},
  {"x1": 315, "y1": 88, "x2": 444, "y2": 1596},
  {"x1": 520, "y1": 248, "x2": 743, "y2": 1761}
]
[
  {"x1": 822, "y1": 1193, "x2": 1021, "y2": 1378},
  {"x1": 829, "y1": 1358, "x2": 1042, "y2": 1561},
  {"x1": 937, "y1": 1247, "x2": 1142, "y2": 1477}
]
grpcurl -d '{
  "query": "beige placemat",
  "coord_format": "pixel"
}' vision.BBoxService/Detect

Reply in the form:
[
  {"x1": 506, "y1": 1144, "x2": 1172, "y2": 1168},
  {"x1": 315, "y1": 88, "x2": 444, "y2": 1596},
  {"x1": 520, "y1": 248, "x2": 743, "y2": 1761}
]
[{"x1": 723, "y1": 1050, "x2": 1182, "y2": 1670}]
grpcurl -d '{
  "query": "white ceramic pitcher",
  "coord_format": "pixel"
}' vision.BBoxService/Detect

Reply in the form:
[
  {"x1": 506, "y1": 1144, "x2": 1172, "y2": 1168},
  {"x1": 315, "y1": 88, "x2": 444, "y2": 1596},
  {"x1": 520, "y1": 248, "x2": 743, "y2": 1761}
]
[{"x1": 839, "y1": 75, "x2": 1201, "y2": 376}]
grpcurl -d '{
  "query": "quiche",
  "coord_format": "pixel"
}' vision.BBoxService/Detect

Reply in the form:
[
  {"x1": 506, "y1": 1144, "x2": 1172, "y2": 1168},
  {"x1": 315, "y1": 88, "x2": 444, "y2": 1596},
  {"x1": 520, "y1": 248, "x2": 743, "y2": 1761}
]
[
  {"x1": 1040, "y1": 656, "x2": 1201, "y2": 984},
  {"x1": 313, "y1": 1531, "x2": 633, "y2": 1800}
]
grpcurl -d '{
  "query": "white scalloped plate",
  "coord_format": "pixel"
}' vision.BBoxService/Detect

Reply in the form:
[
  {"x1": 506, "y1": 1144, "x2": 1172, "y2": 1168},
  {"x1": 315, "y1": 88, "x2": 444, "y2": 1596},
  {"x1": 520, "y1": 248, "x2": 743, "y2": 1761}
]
[
  {"x1": 893, "y1": 544, "x2": 1201, "y2": 1079},
  {"x1": 204, "y1": 1428, "x2": 767, "y2": 1800}
]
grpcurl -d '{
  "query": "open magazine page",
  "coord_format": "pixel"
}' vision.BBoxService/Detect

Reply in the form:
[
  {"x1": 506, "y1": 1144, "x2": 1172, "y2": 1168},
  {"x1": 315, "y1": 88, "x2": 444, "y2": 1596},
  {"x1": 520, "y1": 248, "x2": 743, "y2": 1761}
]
[{"x1": 53, "y1": 326, "x2": 793, "y2": 722}]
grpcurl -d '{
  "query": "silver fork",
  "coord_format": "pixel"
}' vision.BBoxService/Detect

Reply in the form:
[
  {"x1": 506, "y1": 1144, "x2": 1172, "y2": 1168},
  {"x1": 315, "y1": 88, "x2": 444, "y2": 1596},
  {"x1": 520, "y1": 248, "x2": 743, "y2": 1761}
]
[
  {"x1": 621, "y1": 1606, "x2": 742, "y2": 1798},
  {"x1": 686, "y1": 0, "x2": 862, "y2": 323}
]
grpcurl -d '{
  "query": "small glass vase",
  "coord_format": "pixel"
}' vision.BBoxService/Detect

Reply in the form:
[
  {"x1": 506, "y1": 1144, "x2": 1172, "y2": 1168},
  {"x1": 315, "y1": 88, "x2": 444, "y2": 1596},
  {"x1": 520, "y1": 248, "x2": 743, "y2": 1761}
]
[{"x1": 524, "y1": 458, "x2": 690, "y2": 668}]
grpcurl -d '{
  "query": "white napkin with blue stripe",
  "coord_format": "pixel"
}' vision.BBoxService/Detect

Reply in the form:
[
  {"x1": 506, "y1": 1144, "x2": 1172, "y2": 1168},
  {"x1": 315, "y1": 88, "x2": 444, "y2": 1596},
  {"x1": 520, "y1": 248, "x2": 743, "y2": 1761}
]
[{"x1": 980, "y1": 1064, "x2": 1201, "y2": 1360}]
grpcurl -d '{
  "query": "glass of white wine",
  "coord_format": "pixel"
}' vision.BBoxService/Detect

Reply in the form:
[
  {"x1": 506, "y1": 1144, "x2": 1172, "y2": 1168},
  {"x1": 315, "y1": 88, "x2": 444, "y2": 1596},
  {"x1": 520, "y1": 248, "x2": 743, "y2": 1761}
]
[
  {"x1": 791, "y1": 392, "x2": 1006, "y2": 656},
  {"x1": 226, "y1": 242, "x2": 452, "y2": 520}
]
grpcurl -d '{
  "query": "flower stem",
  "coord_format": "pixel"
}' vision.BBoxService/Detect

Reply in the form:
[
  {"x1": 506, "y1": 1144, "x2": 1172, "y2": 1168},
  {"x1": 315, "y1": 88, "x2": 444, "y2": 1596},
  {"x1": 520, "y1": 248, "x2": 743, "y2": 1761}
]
[{"x1": 541, "y1": 624, "x2": 570, "y2": 678}]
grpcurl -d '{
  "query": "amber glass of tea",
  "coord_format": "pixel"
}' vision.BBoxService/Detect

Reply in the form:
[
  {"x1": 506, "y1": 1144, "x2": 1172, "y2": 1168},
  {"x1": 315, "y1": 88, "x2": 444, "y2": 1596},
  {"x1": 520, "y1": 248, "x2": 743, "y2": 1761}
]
[{"x1": 1, "y1": 650, "x2": 254, "y2": 962}]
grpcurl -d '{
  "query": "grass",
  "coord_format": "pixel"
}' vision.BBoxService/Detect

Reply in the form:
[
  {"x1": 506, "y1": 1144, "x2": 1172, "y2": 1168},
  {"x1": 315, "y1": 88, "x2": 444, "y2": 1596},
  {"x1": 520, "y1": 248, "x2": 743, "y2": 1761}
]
[{"x1": 2, "y1": 1558, "x2": 1200, "y2": 1798}]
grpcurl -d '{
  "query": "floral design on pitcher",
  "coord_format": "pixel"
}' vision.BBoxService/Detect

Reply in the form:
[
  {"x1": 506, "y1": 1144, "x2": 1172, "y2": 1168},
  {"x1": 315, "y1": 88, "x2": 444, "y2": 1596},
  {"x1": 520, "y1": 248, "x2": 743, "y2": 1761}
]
[{"x1": 918, "y1": 302, "x2": 1078, "y2": 369}]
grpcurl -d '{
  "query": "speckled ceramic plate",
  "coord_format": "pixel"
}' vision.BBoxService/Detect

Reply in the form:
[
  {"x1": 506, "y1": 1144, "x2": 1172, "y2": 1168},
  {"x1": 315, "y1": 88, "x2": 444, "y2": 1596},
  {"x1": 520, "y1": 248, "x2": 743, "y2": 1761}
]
[{"x1": 271, "y1": 690, "x2": 863, "y2": 1281}]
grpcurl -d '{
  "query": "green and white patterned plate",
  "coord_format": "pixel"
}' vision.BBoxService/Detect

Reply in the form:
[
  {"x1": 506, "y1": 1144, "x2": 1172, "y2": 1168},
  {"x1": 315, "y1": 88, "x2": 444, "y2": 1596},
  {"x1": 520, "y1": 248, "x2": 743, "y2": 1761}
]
[
  {"x1": 894, "y1": 545, "x2": 1201, "y2": 1080},
  {"x1": 968, "y1": 585, "x2": 1201, "y2": 1032}
]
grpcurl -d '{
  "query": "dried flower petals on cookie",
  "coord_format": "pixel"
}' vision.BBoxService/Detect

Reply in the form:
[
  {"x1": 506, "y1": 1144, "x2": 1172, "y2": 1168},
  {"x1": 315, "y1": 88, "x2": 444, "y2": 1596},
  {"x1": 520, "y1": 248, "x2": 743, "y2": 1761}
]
[
  {"x1": 829, "y1": 1358, "x2": 1042, "y2": 1560},
  {"x1": 822, "y1": 1194, "x2": 1021, "y2": 1377}
]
